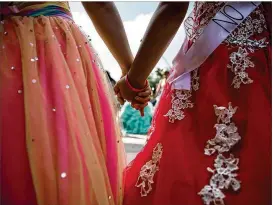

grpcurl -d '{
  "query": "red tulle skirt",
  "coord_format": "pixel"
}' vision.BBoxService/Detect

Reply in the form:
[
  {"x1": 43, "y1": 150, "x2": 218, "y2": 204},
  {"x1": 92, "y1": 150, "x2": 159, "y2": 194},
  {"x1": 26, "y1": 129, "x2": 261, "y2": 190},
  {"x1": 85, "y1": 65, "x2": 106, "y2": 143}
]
[{"x1": 123, "y1": 37, "x2": 272, "y2": 205}]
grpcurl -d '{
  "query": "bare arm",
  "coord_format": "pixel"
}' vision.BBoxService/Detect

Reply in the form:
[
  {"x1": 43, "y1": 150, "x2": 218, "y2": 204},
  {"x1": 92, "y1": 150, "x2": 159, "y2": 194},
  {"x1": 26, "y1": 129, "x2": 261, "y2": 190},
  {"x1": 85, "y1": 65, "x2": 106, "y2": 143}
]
[
  {"x1": 127, "y1": 2, "x2": 189, "y2": 88},
  {"x1": 82, "y1": 2, "x2": 133, "y2": 75}
]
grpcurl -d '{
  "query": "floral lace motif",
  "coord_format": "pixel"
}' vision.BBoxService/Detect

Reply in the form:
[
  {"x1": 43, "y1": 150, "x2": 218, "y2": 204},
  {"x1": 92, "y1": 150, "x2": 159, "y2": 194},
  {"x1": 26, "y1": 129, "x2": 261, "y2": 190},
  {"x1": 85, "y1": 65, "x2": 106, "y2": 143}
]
[
  {"x1": 225, "y1": 7, "x2": 269, "y2": 89},
  {"x1": 184, "y1": 2, "x2": 224, "y2": 43},
  {"x1": 227, "y1": 48, "x2": 255, "y2": 89},
  {"x1": 224, "y1": 8, "x2": 269, "y2": 50},
  {"x1": 164, "y1": 90, "x2": 193, "y2": 123},
  {"x1": 186, "y1": 3, "x2": 269, "y2": 50},
  {"x1": 164, "y1": 69, "x2": 199, "y2": 123},
  {"x1": 185, "y1": 3, "x2": 269, "y2": 89},
  {"x1": 199, "y1": 154, "x2": 240, "y2": 205},
  {"x1": 199, "y1": 103, "x2": 241, "y2": 205},
  {"x1": 135, "y1": 143, "x2": 163, "y2": 197}
]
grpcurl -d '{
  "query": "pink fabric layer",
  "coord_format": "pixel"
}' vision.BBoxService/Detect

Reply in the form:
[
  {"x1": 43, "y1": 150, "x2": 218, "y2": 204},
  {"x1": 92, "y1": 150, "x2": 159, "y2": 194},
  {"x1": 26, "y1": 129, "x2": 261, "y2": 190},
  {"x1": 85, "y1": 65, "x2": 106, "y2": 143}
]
[{"x1": 0, "y1": 16, "x2": 125, "y2": 205}]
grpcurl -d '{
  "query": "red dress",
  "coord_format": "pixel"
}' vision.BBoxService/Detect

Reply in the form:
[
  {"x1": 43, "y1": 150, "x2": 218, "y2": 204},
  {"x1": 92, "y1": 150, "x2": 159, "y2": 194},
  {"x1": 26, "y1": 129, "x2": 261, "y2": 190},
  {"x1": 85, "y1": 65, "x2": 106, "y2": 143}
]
[{"x1": 123, "y1": 3, "x2": 271, "y2": 205}]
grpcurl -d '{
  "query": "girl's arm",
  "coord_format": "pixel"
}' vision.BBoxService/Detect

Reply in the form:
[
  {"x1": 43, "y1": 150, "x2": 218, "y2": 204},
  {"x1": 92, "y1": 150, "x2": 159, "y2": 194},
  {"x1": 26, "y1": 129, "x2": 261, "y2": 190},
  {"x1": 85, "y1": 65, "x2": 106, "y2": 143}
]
[
  {"x1": 114, "y1": 2, "x2": 189, "y2": 108},
  {"x1": 82, "y1": 2, "x2": 133, "y2": 75},
  {"x1": 127, "y1": 2, "x2": 189, "y2": 88}
]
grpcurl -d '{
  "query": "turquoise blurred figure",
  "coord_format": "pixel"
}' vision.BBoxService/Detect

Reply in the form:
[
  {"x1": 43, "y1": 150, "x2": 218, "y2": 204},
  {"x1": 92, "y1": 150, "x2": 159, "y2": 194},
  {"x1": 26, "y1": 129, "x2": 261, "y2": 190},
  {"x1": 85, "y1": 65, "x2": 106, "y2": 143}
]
[{"x1": 120, "y1": 102, "x2": 153, "y2": 135}]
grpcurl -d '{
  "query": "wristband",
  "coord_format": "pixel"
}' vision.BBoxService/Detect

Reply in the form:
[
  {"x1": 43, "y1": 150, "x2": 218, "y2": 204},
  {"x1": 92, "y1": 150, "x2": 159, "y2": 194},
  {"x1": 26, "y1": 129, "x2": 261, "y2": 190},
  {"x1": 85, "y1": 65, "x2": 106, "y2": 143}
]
[{"x1": 125, "y1": 75, "x2": 148, "y2": 92}]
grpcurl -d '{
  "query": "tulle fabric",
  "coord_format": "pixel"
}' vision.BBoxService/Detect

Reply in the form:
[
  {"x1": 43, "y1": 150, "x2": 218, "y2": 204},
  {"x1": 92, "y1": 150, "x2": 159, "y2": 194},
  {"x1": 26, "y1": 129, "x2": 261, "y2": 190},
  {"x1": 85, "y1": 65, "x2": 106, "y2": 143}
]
[
  {"x1": 124, "y1": 46, "x2": 272, "y2": 205},
  {"x1": 0, "y1": 16, "x2": 125, "y2": 205},
  {"x1": 123, "y1": 5, "x2": 272, "y2": 205}
]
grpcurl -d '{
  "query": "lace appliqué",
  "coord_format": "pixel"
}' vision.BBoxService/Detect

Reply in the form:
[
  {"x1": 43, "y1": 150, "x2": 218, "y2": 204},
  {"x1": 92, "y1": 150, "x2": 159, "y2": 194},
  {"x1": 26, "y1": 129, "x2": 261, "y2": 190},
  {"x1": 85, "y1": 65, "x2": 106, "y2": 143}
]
[
  {"x1": 184, "y1": 2, "x2": 224, "y2": 43},
  {"x1": 198, "y1": 102, "x2": 241, "y2": 205},
  {"x1": 227, "y1": 47, "x2": 254, "y2": 89},
  {"x1": 164, "y1": 69, "x2": 199, "y2": 123},
  {"x1": 225, "y1": 7, "x2": 269, "y2": 89},
  {"x1": 199, "y1": 154, "x2": 240, "y2": 205},
  {"x1": 225, "y1": 8, "x2": 269, "y2": 50},
  {"x1": 135, "y1": 143, "x2": 163, "y2": 197},
  {"x1": 164, "y1": 90, "x2": 193, "y2": 123}
]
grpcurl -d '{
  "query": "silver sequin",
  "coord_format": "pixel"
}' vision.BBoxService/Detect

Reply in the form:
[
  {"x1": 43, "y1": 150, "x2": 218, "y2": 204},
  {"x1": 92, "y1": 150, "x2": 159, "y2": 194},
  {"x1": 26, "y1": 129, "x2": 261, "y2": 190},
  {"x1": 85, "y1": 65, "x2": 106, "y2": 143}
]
[{"x1": 61, "y1": 172, "x2": 67, "y2": 178}]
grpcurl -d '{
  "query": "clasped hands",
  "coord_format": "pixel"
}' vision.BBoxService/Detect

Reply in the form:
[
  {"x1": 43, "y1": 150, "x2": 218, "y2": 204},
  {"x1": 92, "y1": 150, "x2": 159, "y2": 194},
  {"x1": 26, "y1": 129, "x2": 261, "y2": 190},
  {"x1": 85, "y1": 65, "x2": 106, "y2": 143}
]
[{"x1": 114, "y1": 75, "x2": 152, "y2": 116}]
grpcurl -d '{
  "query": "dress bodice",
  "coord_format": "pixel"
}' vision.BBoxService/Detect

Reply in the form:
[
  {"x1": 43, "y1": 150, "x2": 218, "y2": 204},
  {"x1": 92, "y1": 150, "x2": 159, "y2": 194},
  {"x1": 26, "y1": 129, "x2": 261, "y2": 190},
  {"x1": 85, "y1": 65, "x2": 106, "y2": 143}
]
[
  {"x1": 1, "y1": 2, "x2": 70, "y2": 11},
  {"x1": 184, "y1": 2, "x2": 270, "y2": 49},
  {"x1": 0, "y1": 2, "x2": 71, "y2": 19}
]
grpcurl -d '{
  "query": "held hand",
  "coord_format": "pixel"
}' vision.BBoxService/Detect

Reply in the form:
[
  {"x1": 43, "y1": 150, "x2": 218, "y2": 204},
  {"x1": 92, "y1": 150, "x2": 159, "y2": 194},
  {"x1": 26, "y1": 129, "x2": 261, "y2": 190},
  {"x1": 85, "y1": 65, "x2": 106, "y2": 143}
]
[
  {"x1": 115, "y1": 70, "x2": 130, "y2": 105},
  {"x1": 114, "y1": 76, "x2": 151, "y2": 116},
  {"x1": 114, "y1": 76, "x2": 136, "y2": 103},
  {"x1": 131, "y1": 86, "x2": 152, "y2": 116},
  {"x1": 135, "y1": 88, "x2": 152, "y2": 104}
]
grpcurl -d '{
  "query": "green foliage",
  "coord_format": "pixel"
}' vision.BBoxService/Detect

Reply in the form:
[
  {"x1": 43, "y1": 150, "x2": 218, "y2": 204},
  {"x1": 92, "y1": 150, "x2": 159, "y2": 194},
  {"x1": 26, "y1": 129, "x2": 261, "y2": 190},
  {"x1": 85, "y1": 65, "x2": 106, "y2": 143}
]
[{"x1": 148, "y1": 68, "x2": 167, "y2": 96}]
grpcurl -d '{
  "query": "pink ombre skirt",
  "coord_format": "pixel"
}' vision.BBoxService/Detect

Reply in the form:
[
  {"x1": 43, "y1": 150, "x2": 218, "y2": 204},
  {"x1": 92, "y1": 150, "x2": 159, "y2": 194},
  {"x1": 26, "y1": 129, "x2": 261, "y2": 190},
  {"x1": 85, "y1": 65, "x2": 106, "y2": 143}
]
[{"x1": 0, "y1": 15, "x2": 125, "y2": 205}]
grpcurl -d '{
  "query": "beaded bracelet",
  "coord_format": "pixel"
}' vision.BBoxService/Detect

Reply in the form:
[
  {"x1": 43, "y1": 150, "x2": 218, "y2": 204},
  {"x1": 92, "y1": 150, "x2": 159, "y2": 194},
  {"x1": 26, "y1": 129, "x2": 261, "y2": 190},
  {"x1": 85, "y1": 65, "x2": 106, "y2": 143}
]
[{"x1": 125, "y1": 74, "x2": 148, "y2": 92}]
